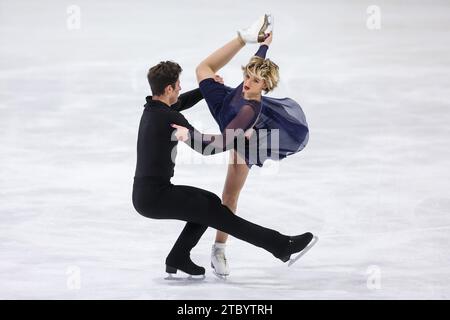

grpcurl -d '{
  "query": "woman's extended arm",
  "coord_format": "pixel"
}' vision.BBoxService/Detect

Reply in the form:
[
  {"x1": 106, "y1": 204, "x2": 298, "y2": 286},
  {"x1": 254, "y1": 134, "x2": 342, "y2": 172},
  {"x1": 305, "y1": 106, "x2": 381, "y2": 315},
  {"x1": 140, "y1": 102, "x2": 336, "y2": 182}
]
[{"x1": 254, "y1": 32, "x2": 272, "y2": 58}]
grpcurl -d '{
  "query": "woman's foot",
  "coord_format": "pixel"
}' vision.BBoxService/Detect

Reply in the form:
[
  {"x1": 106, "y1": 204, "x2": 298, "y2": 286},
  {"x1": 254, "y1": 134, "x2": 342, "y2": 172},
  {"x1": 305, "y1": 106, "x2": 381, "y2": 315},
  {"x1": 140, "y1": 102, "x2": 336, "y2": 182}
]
[
  {"x1": 238, "y1": 14, "x2": 273, "y2": 44},
  {"x1": 211, "y1": 242, "x2": 230, "y2": 278}
]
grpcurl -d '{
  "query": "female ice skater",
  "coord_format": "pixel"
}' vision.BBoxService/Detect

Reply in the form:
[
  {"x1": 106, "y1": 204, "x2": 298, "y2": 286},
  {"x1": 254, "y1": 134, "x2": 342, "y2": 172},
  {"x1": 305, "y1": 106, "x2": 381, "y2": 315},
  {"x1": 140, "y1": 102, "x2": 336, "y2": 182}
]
[
  {"x1": 132, "y1": 59, "x2": 316, "y2": 279},
  {"x1": 179, "y1": 14, "x2": 312, "y2": 277}
]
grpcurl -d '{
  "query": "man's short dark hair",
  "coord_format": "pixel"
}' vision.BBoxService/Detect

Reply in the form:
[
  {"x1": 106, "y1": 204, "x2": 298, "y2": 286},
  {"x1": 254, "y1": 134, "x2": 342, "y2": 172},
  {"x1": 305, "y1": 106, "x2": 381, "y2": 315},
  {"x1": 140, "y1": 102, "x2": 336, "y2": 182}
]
[{"x1": 147, "y1": 61, "x2": 182, "y2": 96}]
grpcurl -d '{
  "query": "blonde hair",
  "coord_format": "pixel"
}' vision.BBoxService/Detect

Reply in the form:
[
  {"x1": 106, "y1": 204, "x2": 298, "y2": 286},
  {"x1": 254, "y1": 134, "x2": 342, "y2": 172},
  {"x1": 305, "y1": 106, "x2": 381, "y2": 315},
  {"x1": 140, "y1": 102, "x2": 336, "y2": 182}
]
[{"x1": 242, "y1": 56, "x2": 279, "y2": 94}]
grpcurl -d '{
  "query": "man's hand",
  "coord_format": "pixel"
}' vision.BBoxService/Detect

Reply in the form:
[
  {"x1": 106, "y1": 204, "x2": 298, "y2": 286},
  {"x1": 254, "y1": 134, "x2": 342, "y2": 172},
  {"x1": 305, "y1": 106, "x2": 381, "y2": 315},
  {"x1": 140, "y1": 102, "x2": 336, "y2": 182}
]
[
  {"x1": 171, "y1": 124, "x2": 190, "y2": 142},
  {"x1": 244, "y1": 128, "x2": 255, "y2": 139},
  {"x1": 213, "y1": 74, "x2": 224, "y2": 84}
]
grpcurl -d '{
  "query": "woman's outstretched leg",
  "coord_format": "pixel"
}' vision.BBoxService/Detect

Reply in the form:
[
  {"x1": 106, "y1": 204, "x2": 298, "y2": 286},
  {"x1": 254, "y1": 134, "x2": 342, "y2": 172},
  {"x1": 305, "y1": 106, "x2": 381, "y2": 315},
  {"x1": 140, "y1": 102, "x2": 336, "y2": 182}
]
[{"x1": 196, "y1": 37, "x2": 245, "y2": 83}]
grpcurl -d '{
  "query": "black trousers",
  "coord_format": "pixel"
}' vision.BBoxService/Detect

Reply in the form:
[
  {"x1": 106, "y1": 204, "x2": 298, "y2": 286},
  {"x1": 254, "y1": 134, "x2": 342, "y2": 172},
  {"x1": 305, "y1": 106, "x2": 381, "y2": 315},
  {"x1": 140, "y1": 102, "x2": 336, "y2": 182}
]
[{"x1": 132, "y1": 176, "x2": 289, "y2": 260}]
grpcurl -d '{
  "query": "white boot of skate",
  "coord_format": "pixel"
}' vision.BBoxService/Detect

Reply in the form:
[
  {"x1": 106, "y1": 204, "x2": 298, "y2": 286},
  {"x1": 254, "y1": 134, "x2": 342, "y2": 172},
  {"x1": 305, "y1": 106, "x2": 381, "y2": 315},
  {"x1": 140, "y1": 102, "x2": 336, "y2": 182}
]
[
  {"x1": 210, "y1": 242, "x2": 230, "y2": 279},
  {"x1": 237, "y1": 14, "x2": 274, "y2": 44}
]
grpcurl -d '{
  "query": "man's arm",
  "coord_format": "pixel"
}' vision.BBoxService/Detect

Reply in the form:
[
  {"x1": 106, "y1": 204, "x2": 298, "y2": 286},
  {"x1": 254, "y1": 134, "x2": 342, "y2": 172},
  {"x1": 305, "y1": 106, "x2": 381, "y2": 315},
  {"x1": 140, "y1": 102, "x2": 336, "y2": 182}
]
[
  {"x1": 171, "y1": 88, "x2": 203, "y2": 112},
  {"x1": 171, "y1": 75, "x2": 225, "y2": 112},
  {"x1": 171, "y1": 106, "x2": 256, "y2": 156}
]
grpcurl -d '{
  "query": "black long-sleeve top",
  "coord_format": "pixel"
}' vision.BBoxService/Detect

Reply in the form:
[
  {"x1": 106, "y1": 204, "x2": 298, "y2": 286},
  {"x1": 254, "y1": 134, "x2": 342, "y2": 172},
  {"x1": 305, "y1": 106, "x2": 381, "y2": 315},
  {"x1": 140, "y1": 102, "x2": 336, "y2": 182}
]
[{"x1": 134, "y1": 88, "x2": 249, "y2": 178}]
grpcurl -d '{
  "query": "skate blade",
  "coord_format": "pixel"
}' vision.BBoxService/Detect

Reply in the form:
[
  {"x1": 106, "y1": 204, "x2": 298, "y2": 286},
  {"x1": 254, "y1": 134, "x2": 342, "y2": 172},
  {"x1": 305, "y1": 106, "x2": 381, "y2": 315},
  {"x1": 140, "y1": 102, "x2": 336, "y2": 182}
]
[
  {"x1": 211, "y1": 262, "x2": 229, "y2": 280},
  {"x1": 258, "y1": 14, "x2": 273, "y2": 42},
  {"x1": 212, "y1": 271, "x2": 229, "y2": 280},
  {"x1": 164, "y1": 273, "x2": 205, "y2": 281},
  {"x1": 266, "y1": 14, "x2": 274, "y2": 33},
  {"x1": 288, "y1": 235, "x2": 318, "y2": 267},
  {"x1": 258, "y1": 14, "x2": 274, "y2": 42}
]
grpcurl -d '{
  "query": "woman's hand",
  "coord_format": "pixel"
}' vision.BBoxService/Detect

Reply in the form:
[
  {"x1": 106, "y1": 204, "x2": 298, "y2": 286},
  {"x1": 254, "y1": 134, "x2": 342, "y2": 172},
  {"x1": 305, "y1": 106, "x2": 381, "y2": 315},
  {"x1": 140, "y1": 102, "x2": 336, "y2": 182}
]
[
  {"x1": 262, "y1": 32, "x2": 273, "y2": 46},
  {"x1": 170, "y1": 124, "x2": 190, "y2": 142}
]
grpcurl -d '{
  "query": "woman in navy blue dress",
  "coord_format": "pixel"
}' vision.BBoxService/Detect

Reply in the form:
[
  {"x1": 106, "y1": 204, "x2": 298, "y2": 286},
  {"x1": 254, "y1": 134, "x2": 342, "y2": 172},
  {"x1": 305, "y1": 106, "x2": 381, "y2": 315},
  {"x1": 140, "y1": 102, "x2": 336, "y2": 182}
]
[{"x1": 178, "y1": 15, "x2": 310, "y2": 277}]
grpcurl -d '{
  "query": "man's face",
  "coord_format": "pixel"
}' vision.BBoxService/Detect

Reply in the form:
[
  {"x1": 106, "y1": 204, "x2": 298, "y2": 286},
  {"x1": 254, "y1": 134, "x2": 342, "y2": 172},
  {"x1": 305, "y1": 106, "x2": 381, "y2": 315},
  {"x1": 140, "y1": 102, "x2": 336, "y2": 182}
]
[{"x1": 168, "y1": 79, "x2": 181, "y2": 105}]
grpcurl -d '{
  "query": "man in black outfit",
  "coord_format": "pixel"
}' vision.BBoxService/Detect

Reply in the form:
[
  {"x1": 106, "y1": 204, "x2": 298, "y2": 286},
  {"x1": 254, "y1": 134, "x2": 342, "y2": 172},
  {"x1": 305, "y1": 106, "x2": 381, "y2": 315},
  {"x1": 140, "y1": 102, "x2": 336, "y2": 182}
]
[{"x1": 132, "y1": 61, "x2": 315, "y2": 277}]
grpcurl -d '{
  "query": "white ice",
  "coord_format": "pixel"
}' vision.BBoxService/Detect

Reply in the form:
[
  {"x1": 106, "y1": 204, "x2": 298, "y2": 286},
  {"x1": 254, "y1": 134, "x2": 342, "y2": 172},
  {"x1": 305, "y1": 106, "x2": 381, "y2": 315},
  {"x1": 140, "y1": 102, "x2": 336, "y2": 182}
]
[{"x1": 0, "y1": 0, "x2": 449, "y2": 299}]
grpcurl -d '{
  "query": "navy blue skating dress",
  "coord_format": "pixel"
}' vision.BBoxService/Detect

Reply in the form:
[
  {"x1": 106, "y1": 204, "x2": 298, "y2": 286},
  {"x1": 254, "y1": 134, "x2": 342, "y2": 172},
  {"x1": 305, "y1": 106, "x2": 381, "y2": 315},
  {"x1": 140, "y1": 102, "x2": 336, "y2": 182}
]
[{"x1": 198, "y1": 45, "x2": 309, "y2": 168}]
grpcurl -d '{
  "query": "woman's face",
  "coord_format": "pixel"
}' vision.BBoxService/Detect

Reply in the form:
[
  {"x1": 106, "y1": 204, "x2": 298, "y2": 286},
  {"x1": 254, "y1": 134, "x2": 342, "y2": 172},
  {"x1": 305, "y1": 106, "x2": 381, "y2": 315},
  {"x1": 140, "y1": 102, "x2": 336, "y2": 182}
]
[{"x1": 243, "y1": 73, "x2": 266, "y2": 96}]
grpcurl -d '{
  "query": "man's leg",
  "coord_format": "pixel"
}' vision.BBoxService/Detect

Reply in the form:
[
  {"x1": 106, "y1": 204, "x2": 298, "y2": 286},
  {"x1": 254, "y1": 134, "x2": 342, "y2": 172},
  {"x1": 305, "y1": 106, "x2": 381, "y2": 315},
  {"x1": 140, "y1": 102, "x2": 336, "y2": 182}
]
[
  {"x1": 168, "y1": 222, "x2": 208, "y2": 259},
  {"x1": 159, "y1": 184, "x2": 289, "y2": 257},
  {"x1": 165, "y1": 222, "x2": 208, "y2": 276},
  {"x1": 134, "y1": 181, "x2": 315, "y2": 274}
]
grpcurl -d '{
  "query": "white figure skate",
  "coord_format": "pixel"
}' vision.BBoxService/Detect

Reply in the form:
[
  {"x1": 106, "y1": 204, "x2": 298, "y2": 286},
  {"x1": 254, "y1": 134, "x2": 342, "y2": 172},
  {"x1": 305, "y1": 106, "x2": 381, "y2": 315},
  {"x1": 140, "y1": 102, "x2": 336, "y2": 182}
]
[
  {"x1": 238, "y1": 14, "x2": 274, "y2": 43},
  {"x1": 210, "y1": 243, "x2": 230, "y2": 279}
]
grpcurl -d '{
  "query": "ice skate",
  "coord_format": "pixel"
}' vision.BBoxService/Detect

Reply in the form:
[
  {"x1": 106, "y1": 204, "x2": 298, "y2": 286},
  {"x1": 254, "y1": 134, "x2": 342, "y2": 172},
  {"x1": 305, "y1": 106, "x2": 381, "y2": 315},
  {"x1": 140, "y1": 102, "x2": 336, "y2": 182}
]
[
  {"x1": 164, "y1": 255, "x2": 206, "y2": 280},
  {"x1": 238, "y1": 14, "x2": 274, "y2": 44},
  {"x1": 288, "y1": 235, "x2": 318, "y2": 266},
  {"x1": 277, "y1": 232, "x2": 318, "y2": 266},
  {"x1": 210, "y1": 243, "x2": 230, "y2": 279}
]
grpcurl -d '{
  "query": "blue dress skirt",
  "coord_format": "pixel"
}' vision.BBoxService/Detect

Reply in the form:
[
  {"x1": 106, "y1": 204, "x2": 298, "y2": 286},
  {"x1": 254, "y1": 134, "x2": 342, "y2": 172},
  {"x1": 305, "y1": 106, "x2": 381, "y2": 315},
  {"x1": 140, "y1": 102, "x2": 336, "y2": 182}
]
[
  {"x1": 199, "y1": 77, "x2": 309, "y2": 168},
  {"x1": 250, "y1": 95, "x2": 309, "y2": 167}
]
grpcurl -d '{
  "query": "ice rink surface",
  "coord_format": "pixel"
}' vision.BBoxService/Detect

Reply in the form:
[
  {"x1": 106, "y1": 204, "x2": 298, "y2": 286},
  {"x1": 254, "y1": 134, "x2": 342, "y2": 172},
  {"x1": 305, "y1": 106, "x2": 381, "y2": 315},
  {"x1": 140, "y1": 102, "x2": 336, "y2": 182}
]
[{"x1": 0, "y1": 0, "x2": 449, "y2": 299}]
